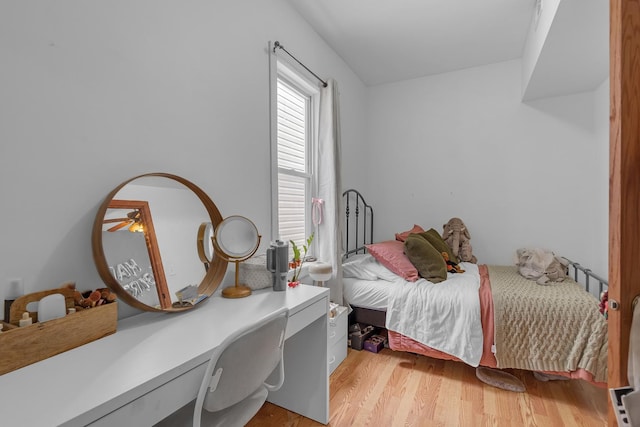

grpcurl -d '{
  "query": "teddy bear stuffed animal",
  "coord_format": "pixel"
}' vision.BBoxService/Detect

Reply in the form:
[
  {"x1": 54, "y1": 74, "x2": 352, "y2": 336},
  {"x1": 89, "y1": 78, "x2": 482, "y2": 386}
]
[{"x1": 442, "y1": 217, "x2": 477, "y2": 263}]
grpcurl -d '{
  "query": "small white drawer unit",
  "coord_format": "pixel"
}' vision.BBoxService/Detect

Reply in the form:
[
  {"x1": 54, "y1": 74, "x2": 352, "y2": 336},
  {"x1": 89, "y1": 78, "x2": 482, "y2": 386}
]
[{"x1": 328, "y1": 306, "x2": 348, "y2": 374}]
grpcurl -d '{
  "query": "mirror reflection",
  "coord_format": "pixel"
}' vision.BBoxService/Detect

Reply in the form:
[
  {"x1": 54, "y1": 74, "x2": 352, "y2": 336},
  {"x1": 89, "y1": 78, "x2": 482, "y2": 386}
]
[
  {"x1": 197, "y1": 222, "x2": 215, "y2": 272},
  {"x1": 92, "y1": 173, "x2": 227, "y2": 312},
  {"x1": 102, "y1": 199, "x2": 165, "y2": 308}
]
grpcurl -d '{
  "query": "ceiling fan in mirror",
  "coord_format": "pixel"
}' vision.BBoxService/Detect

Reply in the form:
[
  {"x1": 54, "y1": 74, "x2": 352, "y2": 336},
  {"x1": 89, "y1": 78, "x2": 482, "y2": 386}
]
[{"x1": 103, "y1": 210, "x2": 144, "y2": 233}]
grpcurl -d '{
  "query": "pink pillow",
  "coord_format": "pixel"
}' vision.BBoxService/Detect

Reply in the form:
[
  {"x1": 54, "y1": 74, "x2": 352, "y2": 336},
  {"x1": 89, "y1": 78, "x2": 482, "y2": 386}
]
[
  {"x1": 366, "y1": 240, "x2": 419, "y2": 281},
  {"x1": 395, "y1": 224, "x2": 425, "y2": 242}
]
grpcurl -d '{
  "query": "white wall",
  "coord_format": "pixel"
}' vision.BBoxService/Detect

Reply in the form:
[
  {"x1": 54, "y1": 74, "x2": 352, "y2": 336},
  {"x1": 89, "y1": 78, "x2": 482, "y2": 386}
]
[
  {"x1": 0, "y1": 0, "x2": 367, "y2": 317},
  {"x1": 366, "y1": 59, "x2": 608, "y2": 278}
]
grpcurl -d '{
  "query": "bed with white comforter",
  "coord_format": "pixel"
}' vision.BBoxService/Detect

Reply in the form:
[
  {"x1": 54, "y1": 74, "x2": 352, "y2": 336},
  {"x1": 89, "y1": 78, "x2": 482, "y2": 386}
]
[{"x1": 343, "y1": 253, "x2": 608, "y2": 384}]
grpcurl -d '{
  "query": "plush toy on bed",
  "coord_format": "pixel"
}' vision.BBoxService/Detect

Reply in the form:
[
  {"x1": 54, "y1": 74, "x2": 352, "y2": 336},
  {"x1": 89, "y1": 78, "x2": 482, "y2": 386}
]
[
  {"x1": 536, "y1": 256, "x2": 569, "y2": 285},
  {"x1": 442, "y1": 217, "x2": 477, "y2": 263},
  {"x1": 514, "y1": 248, "x2": 568, "y2": 285},
  {"x1": 442, "y1": 252, "x2": 465, "y2": 274}
]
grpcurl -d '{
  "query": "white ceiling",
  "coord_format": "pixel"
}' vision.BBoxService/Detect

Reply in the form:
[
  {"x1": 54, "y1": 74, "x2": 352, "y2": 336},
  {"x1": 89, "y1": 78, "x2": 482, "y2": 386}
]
[{"x1": 286, "y1": 0, "x2": 538, "y2": 86}]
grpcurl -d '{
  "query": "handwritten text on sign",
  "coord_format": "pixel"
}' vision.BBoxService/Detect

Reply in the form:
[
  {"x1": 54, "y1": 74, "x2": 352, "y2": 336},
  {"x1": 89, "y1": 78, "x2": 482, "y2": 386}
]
[{"x1": 109, "y1": 258, "x2": 156, "y2": 298}]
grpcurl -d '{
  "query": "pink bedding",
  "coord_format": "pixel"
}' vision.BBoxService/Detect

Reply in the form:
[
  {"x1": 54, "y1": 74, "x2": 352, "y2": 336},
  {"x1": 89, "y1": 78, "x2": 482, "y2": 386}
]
[{"x1": 387, "y1": 265, "x2": 605, "y2": 387}]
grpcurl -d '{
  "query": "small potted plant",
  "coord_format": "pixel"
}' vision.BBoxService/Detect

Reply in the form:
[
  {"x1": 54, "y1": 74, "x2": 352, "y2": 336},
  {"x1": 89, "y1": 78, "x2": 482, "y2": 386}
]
[{"x1": 288, "y1": 233, "x2": 314, "y2": 287}]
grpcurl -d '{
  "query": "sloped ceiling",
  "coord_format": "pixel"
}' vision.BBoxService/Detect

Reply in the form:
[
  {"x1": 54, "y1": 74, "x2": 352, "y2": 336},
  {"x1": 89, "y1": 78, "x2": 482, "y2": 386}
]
[
  {"x1": 286, "y1": 0, "x2": 537, "y2": 86},
  {"x1": 287, "y1": 0, "x2": 609, "y2": 98},
  {"x1": 522, "y1": 0, "x2": 609, "y2": 101}
]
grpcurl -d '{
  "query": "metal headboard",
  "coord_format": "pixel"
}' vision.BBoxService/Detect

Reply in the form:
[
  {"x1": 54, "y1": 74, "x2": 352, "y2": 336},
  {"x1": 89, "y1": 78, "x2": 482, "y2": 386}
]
[
  {"x1": 562, "y1": 257, "x2": 608, "y2": 295},
  {"x1": 342, "y1": 189, "x2": 373, "y2": 259}
]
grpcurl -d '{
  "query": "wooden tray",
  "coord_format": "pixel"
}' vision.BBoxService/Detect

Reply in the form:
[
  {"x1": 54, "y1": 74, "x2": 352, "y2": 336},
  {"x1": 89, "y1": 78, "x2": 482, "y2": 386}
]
[{"x1": 0, "y1": 289, "x2": 117, "y2": 375}]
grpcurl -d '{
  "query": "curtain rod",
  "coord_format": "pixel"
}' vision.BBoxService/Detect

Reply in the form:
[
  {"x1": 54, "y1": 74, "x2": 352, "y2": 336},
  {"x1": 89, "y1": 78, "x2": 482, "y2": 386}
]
[{"x1": 273, "y1": 41, "x2": 328, "y2": 88}]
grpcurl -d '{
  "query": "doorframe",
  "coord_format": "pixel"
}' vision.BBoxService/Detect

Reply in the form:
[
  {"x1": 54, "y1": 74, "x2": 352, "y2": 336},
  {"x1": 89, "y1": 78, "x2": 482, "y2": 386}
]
[{"x1": 609, "y1": 0, "x2": 640, "y2": 424}]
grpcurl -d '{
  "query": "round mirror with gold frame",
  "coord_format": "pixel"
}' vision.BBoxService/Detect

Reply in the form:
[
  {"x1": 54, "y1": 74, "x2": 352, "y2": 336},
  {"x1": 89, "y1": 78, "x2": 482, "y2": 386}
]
[
  {"x1": 212, "y1": 215, "x2": 261, "y2": 299},
  {"x1": 92, "y1": 173, "x2": 228, "y2": 312}
]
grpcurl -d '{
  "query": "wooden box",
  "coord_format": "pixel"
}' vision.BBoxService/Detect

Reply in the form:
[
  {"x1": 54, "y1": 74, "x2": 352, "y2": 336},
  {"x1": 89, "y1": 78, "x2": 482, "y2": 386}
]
[{"x1": 0, "y1": 288, "x2": 117, "y2": 375}]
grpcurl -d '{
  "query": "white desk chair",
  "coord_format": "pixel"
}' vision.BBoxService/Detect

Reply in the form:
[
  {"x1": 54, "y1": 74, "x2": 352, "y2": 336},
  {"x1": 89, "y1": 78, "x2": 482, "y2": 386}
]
[{"x1": 156, "y1": 307, "x2": 288, "y2": 427}]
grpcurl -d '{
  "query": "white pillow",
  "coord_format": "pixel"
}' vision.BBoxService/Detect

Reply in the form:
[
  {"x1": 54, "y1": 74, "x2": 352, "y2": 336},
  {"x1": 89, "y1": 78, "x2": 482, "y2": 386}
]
[
  {"x1": 342, "y1": 254, "x2": 378, "y2": 281},
  {"x1": 342, "y1": 253, "x2": 402, "y2": 282},
  {"x1": 365, "y1": 260, "x2": 403, "y2": 282}
]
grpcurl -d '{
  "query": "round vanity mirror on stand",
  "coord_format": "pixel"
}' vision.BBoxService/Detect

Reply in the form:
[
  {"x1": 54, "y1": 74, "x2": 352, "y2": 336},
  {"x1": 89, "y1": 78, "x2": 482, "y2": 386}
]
[{"x1": 212, "y1": 215, "x2": 261, "y2": 298}]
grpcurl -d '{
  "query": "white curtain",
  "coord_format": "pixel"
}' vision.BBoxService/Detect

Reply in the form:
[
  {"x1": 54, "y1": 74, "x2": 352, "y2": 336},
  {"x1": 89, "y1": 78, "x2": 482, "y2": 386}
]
[{"x1": 316, "y1": 78, "x2": 343, "y2": 304}]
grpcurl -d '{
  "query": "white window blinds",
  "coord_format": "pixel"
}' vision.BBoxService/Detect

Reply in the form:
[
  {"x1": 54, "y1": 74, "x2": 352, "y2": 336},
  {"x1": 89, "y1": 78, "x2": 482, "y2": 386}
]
[{"x1": 276, "y1": 78, "x2": 311, "y2": 249}]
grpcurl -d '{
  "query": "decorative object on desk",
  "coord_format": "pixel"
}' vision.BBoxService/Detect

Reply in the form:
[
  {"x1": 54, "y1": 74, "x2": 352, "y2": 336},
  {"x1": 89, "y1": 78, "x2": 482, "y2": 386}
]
[
  {"x1": 71, "y1": 286, "x2": 117, "y2": 310},
  {"x1": 4, "y1": 277, "x2": 24, "y2": 324},
  {"x1": 267, "y1": 240, "x2": 289, "y2": 292},
  {"x1": 213, "y1": 215, "x2": 261, "y2": 298},
  {"x1": 309, "y1": 262, "x2": 332, "y2": 287},
  {"x1": 238, "y1": 254, "x2": 272, "y2": 291},
  {"x1": 173, "y1": 284, "x2": 207, "y2": 307},
  {"x1": 175, "y1": 284, "x2": 199, "y2": 302},
  {"x1": 37, "y1": 293, "x2": 67, "y2": 322},
  {"x1": 289, "y1": 233, "x2": 315, "y2": 284},
  {"x1": 92, "y1": 173, "x2": 228, "y2": 312},
  {"x1": 0, "y1": 286, "x2": 118, "y2": 375},
  {"x1": 18, "y1": 312, "x2": 32, "y2": 327}
]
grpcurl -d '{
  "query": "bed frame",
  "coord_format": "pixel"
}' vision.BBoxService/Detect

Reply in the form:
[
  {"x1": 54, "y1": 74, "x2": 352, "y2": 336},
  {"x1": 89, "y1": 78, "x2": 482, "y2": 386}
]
[
  {"x1": 341, "y1": 189, "x2": 609, "y2": 329},
  {"x1": 342, "y1": 189, "x2": 373, "y2": 259}
]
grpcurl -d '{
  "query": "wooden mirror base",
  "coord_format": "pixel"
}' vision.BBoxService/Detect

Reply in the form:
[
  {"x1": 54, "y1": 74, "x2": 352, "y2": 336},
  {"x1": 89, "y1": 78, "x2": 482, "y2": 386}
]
[{"x1": 221, "y1": 285, "x2": 252, "y2": 299}]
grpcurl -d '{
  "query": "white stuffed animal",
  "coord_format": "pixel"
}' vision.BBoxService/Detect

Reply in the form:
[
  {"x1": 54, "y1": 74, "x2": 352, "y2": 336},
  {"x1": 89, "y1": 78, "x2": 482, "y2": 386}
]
[{"x1": 514, "y1": 248, "x2": 568, "y2": 285}]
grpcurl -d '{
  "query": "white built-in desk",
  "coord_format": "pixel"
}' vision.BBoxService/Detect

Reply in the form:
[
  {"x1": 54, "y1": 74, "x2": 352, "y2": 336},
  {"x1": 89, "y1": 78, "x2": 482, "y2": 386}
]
[{"x1": 0, "y1": 285, "x2": 330, "y2": 426}]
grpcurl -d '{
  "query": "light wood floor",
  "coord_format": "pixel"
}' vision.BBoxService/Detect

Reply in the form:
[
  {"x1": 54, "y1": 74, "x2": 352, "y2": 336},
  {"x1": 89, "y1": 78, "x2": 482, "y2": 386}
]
[{"x1": 248, "y1": 348, "x2": 607, "y2": 427}]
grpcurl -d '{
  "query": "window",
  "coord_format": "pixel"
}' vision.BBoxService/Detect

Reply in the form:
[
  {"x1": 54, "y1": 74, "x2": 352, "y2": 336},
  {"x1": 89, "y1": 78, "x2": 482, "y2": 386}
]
[{"x1": 271, "y1": 59, "x2": 319, "y2": 254}]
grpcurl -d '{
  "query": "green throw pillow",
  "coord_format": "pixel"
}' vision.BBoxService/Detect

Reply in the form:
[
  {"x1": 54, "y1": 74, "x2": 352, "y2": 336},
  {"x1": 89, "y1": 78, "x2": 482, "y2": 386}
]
[
  {"x1": 404, "y1": 234, "x2": 447, "y2": 283},
  {"x1": 420, "y1": 228, "x2": 459, "y2": 264}
]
